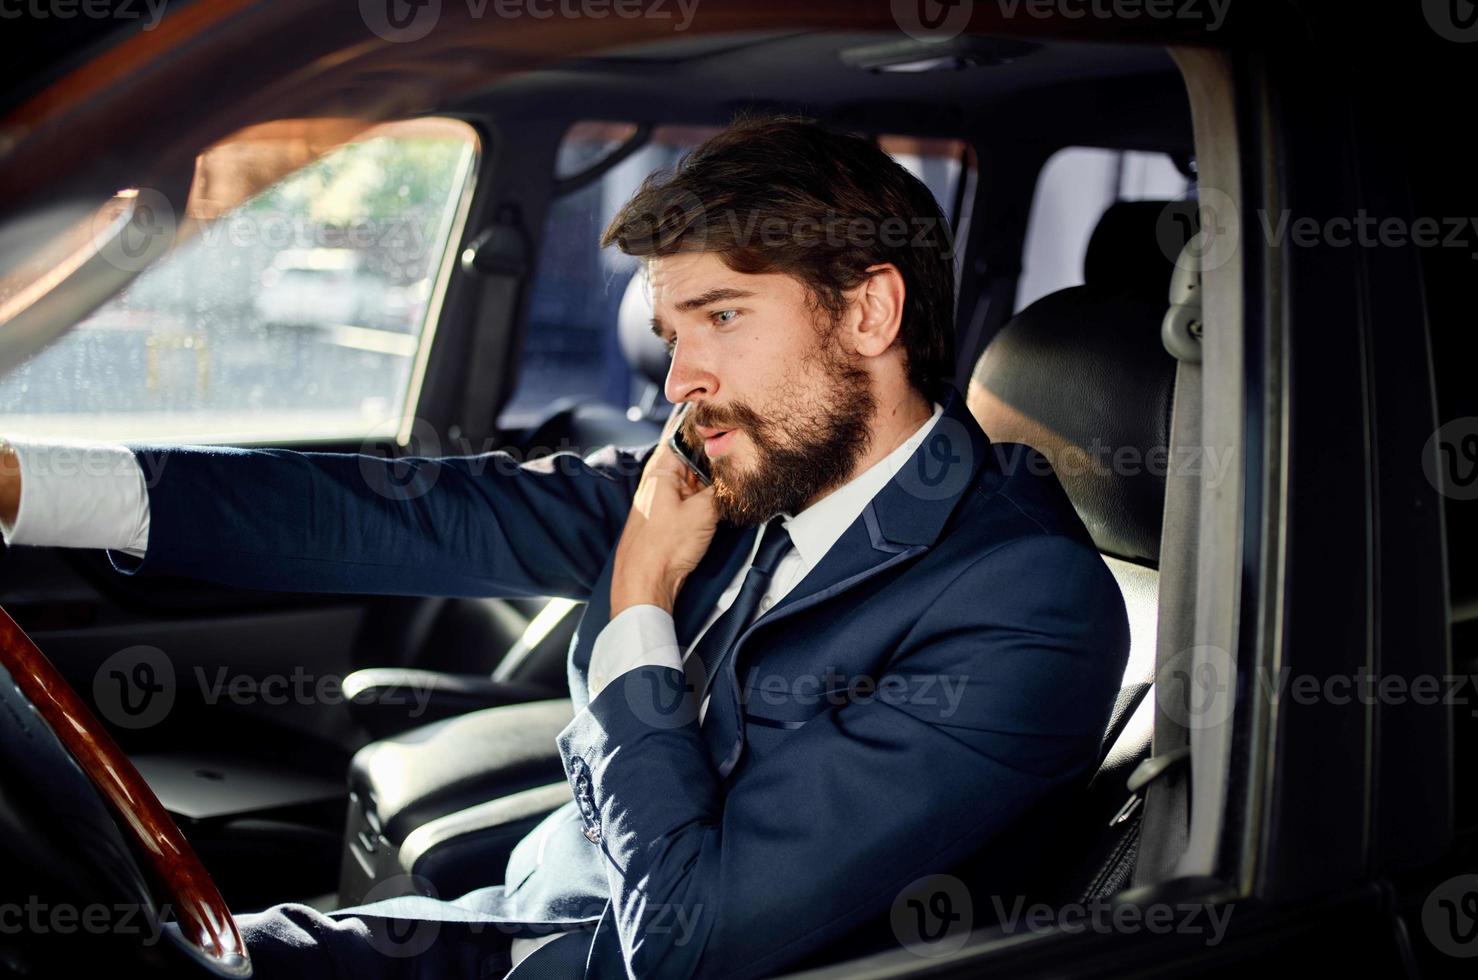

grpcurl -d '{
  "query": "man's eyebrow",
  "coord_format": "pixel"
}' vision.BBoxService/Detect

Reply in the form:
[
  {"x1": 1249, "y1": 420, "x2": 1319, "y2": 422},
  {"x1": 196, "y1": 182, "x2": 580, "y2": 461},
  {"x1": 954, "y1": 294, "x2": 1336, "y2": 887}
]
[
  {"x1": 650, "y1": 287, "x2": 756, "y2": 340},
  {"x1": 675, "y1": 287, "x2": 755, "y2": 313}
]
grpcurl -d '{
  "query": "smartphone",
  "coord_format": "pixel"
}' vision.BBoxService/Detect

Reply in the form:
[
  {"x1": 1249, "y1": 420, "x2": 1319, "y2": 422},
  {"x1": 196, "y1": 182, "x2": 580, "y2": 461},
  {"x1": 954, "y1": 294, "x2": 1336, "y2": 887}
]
[{"x1": 667, "y1": 403, "x2": 712, "y2": 486}]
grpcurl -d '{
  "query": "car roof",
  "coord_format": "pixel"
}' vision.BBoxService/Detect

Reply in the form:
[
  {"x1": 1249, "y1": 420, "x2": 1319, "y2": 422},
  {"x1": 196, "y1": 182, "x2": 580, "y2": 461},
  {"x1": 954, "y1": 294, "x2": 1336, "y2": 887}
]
[{"x1": 453, "y1": 30, "x2": 1190, "y2": 151}]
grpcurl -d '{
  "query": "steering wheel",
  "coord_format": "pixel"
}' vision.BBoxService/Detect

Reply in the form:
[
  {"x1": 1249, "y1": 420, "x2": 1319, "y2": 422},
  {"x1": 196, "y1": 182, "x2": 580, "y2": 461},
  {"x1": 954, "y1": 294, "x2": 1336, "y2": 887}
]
[{"x1": 0, "y1": 604, "x2": 250, "y2": 977}]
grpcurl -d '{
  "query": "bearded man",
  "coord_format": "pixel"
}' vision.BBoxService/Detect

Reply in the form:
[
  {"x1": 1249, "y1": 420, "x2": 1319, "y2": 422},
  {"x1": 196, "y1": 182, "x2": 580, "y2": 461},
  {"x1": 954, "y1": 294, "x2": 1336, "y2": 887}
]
[{"x1": 0, "y1": 115, "x2": 1129, "y2": 980}]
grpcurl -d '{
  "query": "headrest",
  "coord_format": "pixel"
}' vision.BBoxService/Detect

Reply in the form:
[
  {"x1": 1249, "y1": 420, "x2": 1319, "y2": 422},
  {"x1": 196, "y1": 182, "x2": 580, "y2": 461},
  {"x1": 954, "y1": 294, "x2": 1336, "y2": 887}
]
[
  {"x1": 969, "y1": 200, "x2": 1196, "y2": 564},
  {"x1": 617, "y1": 267, "x2": 670, "y2": 387},
  {"x1": 1084, "y1": 200, "x2": 1200, "y2": 301}
]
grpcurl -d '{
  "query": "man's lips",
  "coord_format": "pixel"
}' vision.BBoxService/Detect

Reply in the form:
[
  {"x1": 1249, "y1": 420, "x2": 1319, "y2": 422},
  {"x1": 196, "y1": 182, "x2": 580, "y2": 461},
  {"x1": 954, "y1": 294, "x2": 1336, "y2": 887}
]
[{"x1": 695, "y1": 425, "x2": 738, "y2": 457}]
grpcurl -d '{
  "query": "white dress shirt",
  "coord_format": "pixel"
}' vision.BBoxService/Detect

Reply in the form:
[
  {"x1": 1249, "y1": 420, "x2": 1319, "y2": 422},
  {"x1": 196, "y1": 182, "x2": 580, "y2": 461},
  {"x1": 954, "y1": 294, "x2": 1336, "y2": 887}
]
[
  {"x1": 0, "y1": 437, "x2": 150, "y2": 557},
  {"x1": 0, "y1": 402, "x2": 943, "y2": 968}
]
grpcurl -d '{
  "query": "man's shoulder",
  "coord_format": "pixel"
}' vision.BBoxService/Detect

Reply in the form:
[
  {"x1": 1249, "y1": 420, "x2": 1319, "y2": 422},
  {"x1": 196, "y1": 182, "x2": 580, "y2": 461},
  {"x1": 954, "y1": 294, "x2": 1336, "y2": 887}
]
[
  {"x1": 916, "y1": 440, "x2": 1130, "y2": 658},
  {"x1": 951, "y1": 440, "x2": 1099, "y2": 555}
]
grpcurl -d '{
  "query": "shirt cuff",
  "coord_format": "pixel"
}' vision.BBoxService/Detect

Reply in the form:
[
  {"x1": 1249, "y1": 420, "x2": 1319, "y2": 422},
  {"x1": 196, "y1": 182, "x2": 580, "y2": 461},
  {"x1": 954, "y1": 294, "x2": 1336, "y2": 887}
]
[
  {"x1": 0, "y1": 438, "x2": 150, "y2": 557},
  {"x1": 586, "y1": 604, "x2": 683, "y2": 700}
]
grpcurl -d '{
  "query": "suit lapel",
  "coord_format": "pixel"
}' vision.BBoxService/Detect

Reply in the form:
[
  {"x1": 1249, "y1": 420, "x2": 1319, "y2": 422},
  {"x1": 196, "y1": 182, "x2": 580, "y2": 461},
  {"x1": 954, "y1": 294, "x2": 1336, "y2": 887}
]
[
  {"x1": 703, "y1": 383, "x2": 994, "y2": 778},
  {"x1": 756, "y1": 382, "x2": 991, "y2": 625}
]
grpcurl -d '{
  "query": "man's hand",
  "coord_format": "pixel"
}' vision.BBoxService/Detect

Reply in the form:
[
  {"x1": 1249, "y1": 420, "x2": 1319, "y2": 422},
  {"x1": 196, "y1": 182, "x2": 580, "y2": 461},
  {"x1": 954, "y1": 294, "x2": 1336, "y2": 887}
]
[
  {"x1": 0, "y1": 441, "x2": 19, "y2": 528},
  {"x1": 610, "y1": 409, "x2": 719, "y2": 618}
]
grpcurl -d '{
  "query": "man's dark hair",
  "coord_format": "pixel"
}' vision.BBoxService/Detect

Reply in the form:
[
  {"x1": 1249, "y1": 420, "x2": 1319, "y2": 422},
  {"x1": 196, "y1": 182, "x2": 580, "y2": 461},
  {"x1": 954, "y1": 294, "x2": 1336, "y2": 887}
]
[{"x1": 600, "y1": 115, "x2": 957, "y2": 395}]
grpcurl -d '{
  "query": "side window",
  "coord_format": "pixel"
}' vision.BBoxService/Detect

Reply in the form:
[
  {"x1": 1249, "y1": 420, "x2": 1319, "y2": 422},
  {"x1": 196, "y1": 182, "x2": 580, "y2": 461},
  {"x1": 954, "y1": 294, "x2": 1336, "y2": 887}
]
[
  {"x1": 0, "y1": 118, "x2": 478, "y2": 443},
  {"x1": 498, "y1": 123, "x2": 719, "y2": 430},
  {"x1": 499, "y1": 124, "x2": 976, "y2": 430},
  {"x1": 877, "y1": 134, "x2": 977, "y2": 284},
  {"x1": 1016, "y1": 147, "x2": 1192, "y2": 312}
]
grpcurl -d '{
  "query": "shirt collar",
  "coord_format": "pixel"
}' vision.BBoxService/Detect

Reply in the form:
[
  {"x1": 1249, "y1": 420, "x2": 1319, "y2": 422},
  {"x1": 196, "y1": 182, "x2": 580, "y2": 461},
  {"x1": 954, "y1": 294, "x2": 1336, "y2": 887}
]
[{"x1": 777, "y1": 400, "x2": 944, "y2": 571}]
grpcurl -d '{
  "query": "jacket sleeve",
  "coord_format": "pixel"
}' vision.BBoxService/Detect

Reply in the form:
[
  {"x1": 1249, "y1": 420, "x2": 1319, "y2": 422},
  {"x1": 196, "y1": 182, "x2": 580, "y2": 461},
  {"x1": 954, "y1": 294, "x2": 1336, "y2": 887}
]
[
  {"x1": 555, "y1": 532, "x2": 1131, "y2": 979},
  {"x1": 106, "y1": 441, "x2": 656, "y2": 601}
]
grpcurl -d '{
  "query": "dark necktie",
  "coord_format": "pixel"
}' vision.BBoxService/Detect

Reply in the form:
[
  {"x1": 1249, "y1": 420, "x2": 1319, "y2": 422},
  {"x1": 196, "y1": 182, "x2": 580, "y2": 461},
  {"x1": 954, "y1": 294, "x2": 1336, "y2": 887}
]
[{"x1": 688, "y1": 517, "x2": 792, "y2": 778}]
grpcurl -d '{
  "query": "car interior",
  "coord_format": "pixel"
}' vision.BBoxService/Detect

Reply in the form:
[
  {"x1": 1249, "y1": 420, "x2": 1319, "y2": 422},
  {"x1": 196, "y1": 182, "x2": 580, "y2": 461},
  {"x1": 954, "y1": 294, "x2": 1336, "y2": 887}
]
[{"x1": 0, "y1": 15, "x2": 1274, "y2": 977}]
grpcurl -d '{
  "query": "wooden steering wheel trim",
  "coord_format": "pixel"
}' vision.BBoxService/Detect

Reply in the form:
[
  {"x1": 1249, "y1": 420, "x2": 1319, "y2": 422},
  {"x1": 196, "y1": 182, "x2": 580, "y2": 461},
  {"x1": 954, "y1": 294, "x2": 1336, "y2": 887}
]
[{"x1": 0, "y1": 605, "x2": 250, "y2": 977}]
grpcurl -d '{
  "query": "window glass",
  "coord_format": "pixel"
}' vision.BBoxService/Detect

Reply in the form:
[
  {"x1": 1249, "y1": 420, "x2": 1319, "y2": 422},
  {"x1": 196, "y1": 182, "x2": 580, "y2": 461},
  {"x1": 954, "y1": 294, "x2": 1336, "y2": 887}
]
[
  {"x1": 499, "y1": 124, "x2": 975, "y2": 430},
  {"x1": 877, "y1": 134, "x2": 973, "y2": 234},
  {"x1": 0, "y1": 118, "x2": 478, "y2": 443},
  {"x1": 499, "y1": 124, "x2": 720, "y2": 430},
  {"x1": 552, "y1": 120, "x2": 641, "y2": 181},
  {"x1": 1016, "y1": 147, "x2": 1192, "y2": 312}
]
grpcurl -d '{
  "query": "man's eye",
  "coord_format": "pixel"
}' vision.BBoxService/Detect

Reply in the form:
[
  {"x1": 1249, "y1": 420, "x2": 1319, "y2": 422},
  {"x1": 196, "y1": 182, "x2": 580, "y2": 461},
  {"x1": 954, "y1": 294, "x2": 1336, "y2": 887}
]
[{"x1": 712, "y1": 309, "x2": 738, "y2": 325}]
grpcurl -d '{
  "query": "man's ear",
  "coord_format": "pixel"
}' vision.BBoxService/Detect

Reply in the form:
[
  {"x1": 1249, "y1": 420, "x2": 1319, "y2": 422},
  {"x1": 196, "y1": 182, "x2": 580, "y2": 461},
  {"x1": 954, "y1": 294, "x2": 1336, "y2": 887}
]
[{"x1": 846, "y1": 263, "x2": 906, "y2": 359}]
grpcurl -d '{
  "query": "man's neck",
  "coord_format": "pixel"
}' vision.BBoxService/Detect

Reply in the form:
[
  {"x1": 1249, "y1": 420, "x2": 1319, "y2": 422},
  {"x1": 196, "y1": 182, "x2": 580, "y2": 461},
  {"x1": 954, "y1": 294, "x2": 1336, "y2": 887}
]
[{"x1": 798, "y1": 387, "x2": 935, "y2": 512}]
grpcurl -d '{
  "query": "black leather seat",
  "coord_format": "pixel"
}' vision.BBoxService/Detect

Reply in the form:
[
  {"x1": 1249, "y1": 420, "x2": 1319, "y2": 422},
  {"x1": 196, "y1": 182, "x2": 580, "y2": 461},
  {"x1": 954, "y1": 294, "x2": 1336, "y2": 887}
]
[
  {"x1": 340, "y1": 271, "x2": 670, "y2": 739},
  {"x1": 338, "y1": 201, "x2": 1197, "y2": 946},
  {"x1": 337, "y1": 698, "x2": 575, "y2": 905},
  {"x1": 961, "y1": 198, "x2": 1194, "y2": 909},
  {"x1": 786, "y1": 200, "x2": 1195, "y2": 968}
]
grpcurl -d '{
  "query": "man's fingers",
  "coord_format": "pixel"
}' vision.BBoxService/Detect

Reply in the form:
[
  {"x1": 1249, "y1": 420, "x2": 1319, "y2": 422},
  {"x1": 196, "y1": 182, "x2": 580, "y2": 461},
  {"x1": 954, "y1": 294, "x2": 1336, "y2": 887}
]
[
  {"x1": 686, "y1": 481, "x2": 717, "y2": 510},
  {"x1": 674, "y1": 464, "x2": 708, "y2": 500}
]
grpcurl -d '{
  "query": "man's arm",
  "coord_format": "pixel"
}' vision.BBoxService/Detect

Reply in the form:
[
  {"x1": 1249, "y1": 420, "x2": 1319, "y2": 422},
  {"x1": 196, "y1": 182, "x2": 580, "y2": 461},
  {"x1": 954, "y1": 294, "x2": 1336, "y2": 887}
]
[
  {"x1": 2, "y1": 436, "x2": 655, "y2": 602},
  {"x1": 556, "y1": 533, "x2": 1130, "y2": 979}
]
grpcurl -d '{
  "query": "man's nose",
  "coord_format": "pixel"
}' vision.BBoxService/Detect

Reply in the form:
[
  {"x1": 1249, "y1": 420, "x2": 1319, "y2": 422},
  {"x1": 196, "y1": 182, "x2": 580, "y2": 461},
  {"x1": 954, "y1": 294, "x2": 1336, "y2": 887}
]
[{"x1": 663, "y1": 343, "x2": 718, "y2": 405}]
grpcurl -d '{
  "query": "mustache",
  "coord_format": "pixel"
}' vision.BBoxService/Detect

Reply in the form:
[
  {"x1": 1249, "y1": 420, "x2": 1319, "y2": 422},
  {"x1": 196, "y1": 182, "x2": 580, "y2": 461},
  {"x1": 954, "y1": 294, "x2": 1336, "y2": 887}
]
[{"x1": 684, "y1": 402, "x2": 766, "y2": 440}]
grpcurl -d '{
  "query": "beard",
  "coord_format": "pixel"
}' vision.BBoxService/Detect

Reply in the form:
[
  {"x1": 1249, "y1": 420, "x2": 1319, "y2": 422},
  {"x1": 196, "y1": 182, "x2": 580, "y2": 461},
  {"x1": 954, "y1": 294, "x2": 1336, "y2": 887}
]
[{"x1": 681, "y1": 337, "x2": 876, "y2": 527}]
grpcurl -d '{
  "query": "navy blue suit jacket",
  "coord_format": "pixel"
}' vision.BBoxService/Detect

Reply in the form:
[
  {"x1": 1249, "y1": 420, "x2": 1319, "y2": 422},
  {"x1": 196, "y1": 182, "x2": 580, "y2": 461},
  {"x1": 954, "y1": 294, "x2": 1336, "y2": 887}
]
[{"x1": 109, "y1": 383, "x2": 1129, "y2": 978}]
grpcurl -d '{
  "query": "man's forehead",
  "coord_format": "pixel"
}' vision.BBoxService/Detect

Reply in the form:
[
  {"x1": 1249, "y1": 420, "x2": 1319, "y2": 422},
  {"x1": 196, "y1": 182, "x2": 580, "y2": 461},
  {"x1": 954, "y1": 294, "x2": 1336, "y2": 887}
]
[
  {"x1": 647, "y1": 253, "x2": 736, "y2": 303},
  {"x1": 647, "y1": 253, "x2": 792, "y2": 313}
]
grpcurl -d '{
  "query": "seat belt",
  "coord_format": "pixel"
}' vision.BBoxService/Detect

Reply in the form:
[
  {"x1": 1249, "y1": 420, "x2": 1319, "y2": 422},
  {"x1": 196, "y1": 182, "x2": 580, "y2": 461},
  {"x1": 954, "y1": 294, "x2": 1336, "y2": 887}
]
[
  {"x1": 457, "y1": 203, "x2": 530, "y2": 447},
  {"x1": 1127, "y1": 244, "x2": 1204, "y2": 887}
]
